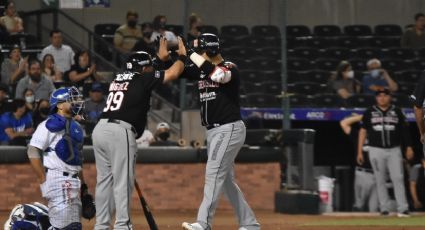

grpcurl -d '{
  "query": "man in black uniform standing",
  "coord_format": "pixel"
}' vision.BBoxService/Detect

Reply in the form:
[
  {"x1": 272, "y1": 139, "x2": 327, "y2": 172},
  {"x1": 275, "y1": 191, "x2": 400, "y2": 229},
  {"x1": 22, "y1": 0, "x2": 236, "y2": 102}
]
[
  {"x1": 180, "y1": 33, "x2": 260, "y2": 230},
  {"x1": 92, "y1": 37, "x2": 187, "y2": 230}
]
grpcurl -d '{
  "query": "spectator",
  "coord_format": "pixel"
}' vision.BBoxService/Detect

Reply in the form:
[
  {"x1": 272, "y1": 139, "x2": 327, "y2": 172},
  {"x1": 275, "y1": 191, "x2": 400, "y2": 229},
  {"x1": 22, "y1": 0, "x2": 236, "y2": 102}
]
[
  {"x1": 0, "y1": 1, "x2": 23, "y2": 34},
  {"x1": 187, "y1": 13, "x2": 202, "y2": 42},
  {"x1": 41, "y1": 54, "x2": 62, "y2": 82},
  {"x1": 136, "y1": 127, "x2": 154, "y2": 147},
  {"x1": 0, "y1": 99, "x2": 33, "y2": 145},
  {"x1": 362, "y1": 59, "x2": 398, "y2": 95},
  {"x1": 0, "y1": 83, "x2": 12, "y2": 115},
  {"x1": 329, "y1": 61, "x2": 361, "y2": 99},
  {"x1": 409, "y1": 158, "x2": 425, "y2": 211},
  {"x1": 32, "y1": 99, "x2": 49, "y2": 128},
  {"x1": 40, "y1": 29, "x2": 75, "y2": 73},
  {"x1": 83, "y1": 82, "x2": 106, "y2": 135},
  {"x1": 150, "y1": 122, "x2": 179, "y2": 146},
  {"x1": 15, "y1": 59, "x2": 55, "y2": 101},
  {"x1": 67, "y1": 50, "x2": 102, "y2": 88},
  {"x1": 23, "y1": 88, "x2": 35, "y2": 112},
  {"x1": 1, "y1": 46, "x2": 27, "y2": 86},
  {"x1": 132, "y1": 22, "x2": 155, "y2": 56},
  {"x1": 113, "y1": 10, "x2": 143, "y2": 54},
  {"x1": 401, "y1": 13, "x2": 425, "y2": 48},
  {"x1": 150, "y1": 15, "x2": 178, "y2": 48},
  {"x1": 340, "y1": 115, "x2": 378, "y2": 212},
  {"x1": 358, "y1": 88, "x2": 413, "y2": 217}
]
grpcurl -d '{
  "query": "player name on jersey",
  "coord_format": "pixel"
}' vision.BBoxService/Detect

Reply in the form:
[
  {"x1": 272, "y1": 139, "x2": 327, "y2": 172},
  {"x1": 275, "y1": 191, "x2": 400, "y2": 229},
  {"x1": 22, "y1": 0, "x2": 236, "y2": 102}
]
[{"x1": 109, "y1": 82, "x2": 129, "y2": 91}]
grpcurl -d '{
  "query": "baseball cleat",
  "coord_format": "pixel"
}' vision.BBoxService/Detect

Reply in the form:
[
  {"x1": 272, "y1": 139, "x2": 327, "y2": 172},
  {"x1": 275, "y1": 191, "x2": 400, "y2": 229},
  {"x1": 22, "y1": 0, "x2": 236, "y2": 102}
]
[
  {"x1": 182, "y1": 222, "x2": 203, "y2": 230},
  {"x1": 397, "y1": 211, "x2": 410, "y2": 218}
]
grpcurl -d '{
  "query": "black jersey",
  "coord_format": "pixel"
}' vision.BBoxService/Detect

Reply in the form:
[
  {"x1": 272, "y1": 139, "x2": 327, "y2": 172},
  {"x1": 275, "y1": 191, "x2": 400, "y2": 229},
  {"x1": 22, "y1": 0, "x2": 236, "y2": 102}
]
[
  {"x1": 361, "y1": 105, "x2": 411, "y2": 148},
  {"x1": 100, "y1": 70, "x2": 164, "y2": 137},
  {"x1": 349, "y1": 123, "x2": 373, "y2": 169},
  {"x1": 182, "y1": 60, "x2": 241, "y2": 127},
  {"x1": 410, "y1": 71, "x2": 425, "y2": 110}
]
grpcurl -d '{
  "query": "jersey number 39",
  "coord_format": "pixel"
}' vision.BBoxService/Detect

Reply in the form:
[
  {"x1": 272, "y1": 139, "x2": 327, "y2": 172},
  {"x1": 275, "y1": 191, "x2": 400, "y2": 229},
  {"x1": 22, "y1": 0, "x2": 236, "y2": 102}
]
[{"x1": 103, "y1": 91, "x2": 124, "y2": 112}]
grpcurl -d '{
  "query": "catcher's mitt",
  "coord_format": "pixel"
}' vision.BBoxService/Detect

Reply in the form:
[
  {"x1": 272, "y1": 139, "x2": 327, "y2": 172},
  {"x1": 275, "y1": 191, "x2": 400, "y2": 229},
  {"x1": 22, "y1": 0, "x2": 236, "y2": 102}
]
[{"x1": 81, "y1": 183, "x2": 96, "y2": 219}]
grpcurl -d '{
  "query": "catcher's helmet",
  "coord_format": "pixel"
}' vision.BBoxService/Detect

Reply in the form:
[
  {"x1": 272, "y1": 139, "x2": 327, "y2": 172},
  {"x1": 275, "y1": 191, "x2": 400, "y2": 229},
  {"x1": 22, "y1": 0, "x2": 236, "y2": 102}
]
[
  {"x1": 125, "y1": 51, "x2": 153, "y2": 71},
  {"x1": 197, "y1": 33, "x2": 220, "y2": 57},
  {"x1": 49, "y1": 86, "x2": 84, "y2": 115}
]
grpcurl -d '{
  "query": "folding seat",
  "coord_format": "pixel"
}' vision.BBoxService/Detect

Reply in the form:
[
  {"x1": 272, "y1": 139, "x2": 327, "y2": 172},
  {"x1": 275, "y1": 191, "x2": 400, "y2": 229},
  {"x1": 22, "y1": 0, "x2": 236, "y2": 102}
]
[
  {"x1": 286, "y1": 25, "x2": 311, "y2": 38},
  {"x1": 237, "y1": 35, "x2": 268, "y2": 48},
  {"x1": 241, "y1": 82, "x2": 264, "y2": 94},
  {"x1": 289, "y1": 94, "x2": 313, "y2": 108},
  {"x1": 374, "y1": 24, "x2": 403, "y2": 36},
  {"x1": 323, "y1": 47, "x2": 351, "y2": 60},
  {"x1": 287, "y1": 71, "x2": 308, "y2": 83},
  {"x1": 258, "y1": 70, "x2": 281, "y2": 82},
  {"x1": 368, "y1": 36, "x2": 400, "y2": 48},
  {"x1": 345, "y1": 94, "x2": 375, "y2": 108},
  {"x1": 305, "y1": 70, "x2": 331, "y2": 84},
  {"x1": 287, "y1": 37, "x2": 307, "y2": 49},
  {"x1": 313, "y1": 25, "x2": 342, "y2": 37},
  {"x1": 263, "y1": 81, "x2": 282, "y2": 95},
  {"x1": 386, "y1": 47, "x2": 416, "y2": 60},
  {"x1": 252, "y1": 25, "x2": 280, "y2": 37},
  {"x1": 304, "y1": 37, "x2": 333, "y2": 49},
  {"x1": 288, "y1": 82, "x2": 322, "y2": 95},
  {"x1": 287, "y1": 58, "x2": 315, "y2": 71},
  {"x1": 313, "y1": 94, "x2": 344, "y2": 108},
  {"x1": 220, "y1": 36, "x2": 239, "y2": 49},
  {"x1": 234, "y1": 58, "x2": 254, "y2": 70},
  {"x1": 315, "y1": 58, "x2": 340, "y2": 71},
  {"x1": 256, "y1": 47, "x2": 281, "y2": 59},
  {"x1": 240, "y1": 69, "x2": 260, "y2": 83},
  {"x1": 343, "y1": 25, "x2": 373, "y2": 37},
  {"x1": 222, "y1": 47, "x2": 258, "y2": 59},
  {"x1": 397, "y1": 82, "x2": 416, "y2": 94},
  {"x1": 290, "y1": 47, "x2": 319, "y2": 60},
  {"x1": 337, "y1": 36, "x2": 369, "y2": 49},
  {"x1": 221, "y1": 25, "x2": 249, "y2": 37},
  {"x1": 380, "y1": 59, "x2": 409, "y2": 72},
  {"x1": 393, "y1": 70, "x2": 422, "y2": 83},
  {"x1": 348, "y1": 58, "x2": 367, "y2": 71},
  {"x1": 391, "y1": 93, "x2": 412, "y2": 108},
  {"x1": 414, "y1": 59, "x2": 425, "y2": 70},
  {"x1": 198, "y1": 25, "x2": 219, "y2": 35},
  {"x1": 94, "y1": 23, "x2": 120, "y2": 38},
  {"x1": 245, "y1": 93, "x2": 280, "y2": 107},
  {"x1": 354, "y1": 47, "x2": 383, "y2": 59}
]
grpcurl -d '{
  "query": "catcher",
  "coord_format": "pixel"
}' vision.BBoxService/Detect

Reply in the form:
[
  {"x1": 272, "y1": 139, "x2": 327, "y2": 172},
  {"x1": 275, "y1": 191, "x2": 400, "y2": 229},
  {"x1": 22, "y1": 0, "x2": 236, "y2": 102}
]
[{"x1": 27, "y1": 87, "x2": 95, "y2": 229}]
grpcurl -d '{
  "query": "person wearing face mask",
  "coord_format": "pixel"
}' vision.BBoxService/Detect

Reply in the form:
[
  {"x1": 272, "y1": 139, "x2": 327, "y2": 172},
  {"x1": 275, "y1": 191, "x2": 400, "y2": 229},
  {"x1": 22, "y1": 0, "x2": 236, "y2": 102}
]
[
  {"x1": 362, "y1": 59, "x2": 398, "y2": 95},
  {"x1": 150, "y1": 122, "x2": 179, "y2": 146},
  {"x1": 23, "y1": 88, "x2": 35, "y2": 112},
  {"x1": 0, "y1": 99, "x2": 33, "y2": 145},
  {"x1": 401, "y1": 13, "x2": 425, "y2": 49},
  {"x1": 67, "y1": 50, "x2": 103, "y2": 88},
  {"x1": 1, "y1": 46, "x2": 27, "y2": 86},
  {"x1": 150, "y1": 15, "x2": 178, "y2": 48},
  {"x1": 132, "y1": 22, "x2": 156, "y2": 56},
  {"x1": 32, "y1": 99, "x2": 50, "y2": 128},
  {"x1": 15, "y1": 59, "x2": 55, "y2": 101},
  {"x1": 329, "y1": 60, "x2": 361, "y2": 99},
  {"x1": 113, "y1": 10, "x2": 143, "y2": 54}
]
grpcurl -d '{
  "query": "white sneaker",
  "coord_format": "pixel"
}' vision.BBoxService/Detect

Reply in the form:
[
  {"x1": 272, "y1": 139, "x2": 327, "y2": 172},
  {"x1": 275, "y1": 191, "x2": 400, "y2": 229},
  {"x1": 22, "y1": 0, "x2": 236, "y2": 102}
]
[
  {"x1": 182, "y1": 222, "x2": 204, "y2": 230},
  {"x1": 397, "y1": 211, "x2": 410, "y2": 218},
  {"x1": 239, "y1": 228, "x2": 248, "y2": 230}
]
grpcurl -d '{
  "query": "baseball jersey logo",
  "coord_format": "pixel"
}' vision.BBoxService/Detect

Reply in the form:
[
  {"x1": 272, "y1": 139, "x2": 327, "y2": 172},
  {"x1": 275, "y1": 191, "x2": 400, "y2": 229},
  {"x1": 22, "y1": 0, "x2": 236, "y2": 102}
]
[{"x1": 154, "y1": 71, "x2": 161, "y2": 79}]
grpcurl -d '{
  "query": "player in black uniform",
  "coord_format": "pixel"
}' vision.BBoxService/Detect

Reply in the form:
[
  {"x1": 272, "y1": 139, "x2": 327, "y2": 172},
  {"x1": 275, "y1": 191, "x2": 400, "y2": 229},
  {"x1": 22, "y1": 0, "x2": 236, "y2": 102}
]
[
  {"x1": 180, "y1": 33, "x2": 260, "y2": 230},
  {"x1": 92, "y1": 37, "x2": 187, "y2": 229}
]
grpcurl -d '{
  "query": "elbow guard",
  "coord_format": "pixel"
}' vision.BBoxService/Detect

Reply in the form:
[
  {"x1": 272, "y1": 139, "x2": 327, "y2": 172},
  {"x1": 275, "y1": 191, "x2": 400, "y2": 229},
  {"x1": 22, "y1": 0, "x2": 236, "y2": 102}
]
[{"x1": 209, "y1": 66, "x2": 231, "y2": 83}]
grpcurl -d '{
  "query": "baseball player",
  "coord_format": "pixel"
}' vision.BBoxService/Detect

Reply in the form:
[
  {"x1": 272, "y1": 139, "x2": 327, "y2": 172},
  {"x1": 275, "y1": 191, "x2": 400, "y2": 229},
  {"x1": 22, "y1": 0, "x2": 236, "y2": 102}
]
[
  {"x1": 92, "y1": 37, "x2": 186, "y2": 229},
  {"x1": 178, "y1": 33, "x2": 260, "y2": 230},
  {"x1": 358, "y1": 88, "x2": 414, "y2": 217},
  {"x1": 340, "y1": 115, "x2": 378, "y2": 212},
  {"x1": 411, "y1": 72, "x2": 425, "y2": 155},
  {"x1": 4, "y1": 202, "x2": 51, "y2": 230},
  {"x1": 27, "y1": 86, "x2": 88, "y2": 229}
]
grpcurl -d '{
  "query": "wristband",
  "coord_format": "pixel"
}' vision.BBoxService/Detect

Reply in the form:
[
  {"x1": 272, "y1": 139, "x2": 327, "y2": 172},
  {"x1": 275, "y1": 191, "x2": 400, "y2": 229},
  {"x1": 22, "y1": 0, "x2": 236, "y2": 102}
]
[{"x1": 178, "y1": 55, "x2": 187, "y2": 63}]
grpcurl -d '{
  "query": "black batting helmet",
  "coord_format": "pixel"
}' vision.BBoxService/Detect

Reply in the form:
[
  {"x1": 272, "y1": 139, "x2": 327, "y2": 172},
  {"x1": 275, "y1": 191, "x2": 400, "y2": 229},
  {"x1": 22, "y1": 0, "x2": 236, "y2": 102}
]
[
  {"x1": 197, "y1": 33, "x2": 220, "y2": 57},
  {"x1": 125, "y1": 51, "x2": 152, "y2": 71}
]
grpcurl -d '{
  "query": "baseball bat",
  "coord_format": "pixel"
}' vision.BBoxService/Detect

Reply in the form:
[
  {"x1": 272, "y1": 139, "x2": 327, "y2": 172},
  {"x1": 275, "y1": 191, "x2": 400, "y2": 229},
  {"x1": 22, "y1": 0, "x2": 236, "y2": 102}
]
[{"x1": 134, "y1": 180, "x2": 158, "y2": 230}]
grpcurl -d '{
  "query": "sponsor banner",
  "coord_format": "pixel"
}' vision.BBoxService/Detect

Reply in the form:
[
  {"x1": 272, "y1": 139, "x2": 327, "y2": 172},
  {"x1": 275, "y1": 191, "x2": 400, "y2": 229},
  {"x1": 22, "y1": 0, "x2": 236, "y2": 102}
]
[{"x1": 241, "y1": 108, "x2": 415, "y2": 122}]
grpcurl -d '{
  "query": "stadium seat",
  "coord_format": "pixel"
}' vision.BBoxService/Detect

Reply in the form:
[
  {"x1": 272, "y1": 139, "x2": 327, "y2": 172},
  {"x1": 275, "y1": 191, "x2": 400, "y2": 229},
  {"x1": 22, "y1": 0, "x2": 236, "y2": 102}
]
[
  {"x1": 313, "y1": 94, "x2": 344, "y2": 108},
  {"x1": 414, "y1": 59, "x2": 425, "y2": 70},
  {"x1": 221, "y1": 46, "x2": 258, "y2": 59},
  {"x1": 305, "y1": 70, "x2": 331, "y2": 84},
  {"x1": 258, "y1": 70, "x2": 281, "y2": 82},
  {"x1": 264, "y1": 36, "x2": 281, "y2": 47},
  {"x1": 289, "y1": 47, "x2": 320, "y2": 60},
  {"x1": 287, "y1": 37, "x2": 307, "y2": 49},
  {"x1": 288, "y1": 82, "x2": 322, "y2": 95},
  {"x1": 287, "y1": 71, "x2": 308, "y2": 83},
  {"x1": 251, "y1": 25, "x2": 280, "y2": 37},
  {"x1": 289, "y1": 94, "x2": 313, "y2": 107},
  {"x1": 343, "y1": 25, "x2": 373, "y2": 37},
  {"x1": 234, "y1": 58, "x2": 254, "y2": 70},
  {"x1": 345, "y1": 94, "x2": 375, "y2": 108},
  {"x1": 353, "y1": 47, "x2": 383, "y2": 59},
  {"x1": 252, "y1": 58, "x2": 281, "y2": 70},
  {"x1": 94, "y1": 23, "x2": 120, "y2": 60},
  {"x1": 397, "y1": 82, "x2": 416, "y2": 94},
  {"x1": 245, "y1": 93, "x2": 280, "y2": 107},
  {"x1": 237, "y1": 35, "x2": 268, "y2": 48},
  {"x1": 198, "y1": 25, "x2": 219, "y2": 35},
  {"x1": 416, "y1": 47, "x2": 425, "y2": 58},
  {"x1": 323, "y1": 47, "x2": 351, "y2": 60},
  {"x1": 381, "y1": 59, "x2": 409, "y2": 72},
  {"x1": 221, "y1": 25, "x2": 249, "y2": 37},
  {"x1": 256, "y1": 47, "x2": 281, "y2": 59},
  {"x1": 349, "y1": 58, "x2": 367, "y2": 71},
  {"x1": 263, "y1": 81, "x2": 282, "y2": 95},
  {"x1": 94, "y1": 23, "x2": 120, "y2": 38},
  {"x1": 393, "y1": 70, "x2": 423, "y2": 83},
  {"x1": 386, "y1": 47, "x2": 416, "y2": 60},
  {"x1": 315, "y1": 58, "x2": 340, "y2": 71},
  {"x1": 286, "y1": 25, "x2": 311, "y2": 38},
  {"x1": 4, "y1": 34, "x2": 38, "y2": 47},
  {"x1": 164, "y1": 24, "x2": 183, "y2": 36},
  {"x1": 313, "y1": 25, "x2": 342, "y2": 37},
  {"x1": 391, "y1": 93, "x2": 411, "y2": 108},
  {"x1": 287, "y1": 58, "x2": 315, "y2": 71},
  {"x1": 304, "y1": 37, "x2": 333, "y2": 49},
  {"x1": 241, "y1": 82, "x2": 263, "y2": 94},
  {"x1": 368, "y1": 36, "x2": 400, "y2": 48},
  {"x1": 220, "y1": 36, "x2": 239, "y2": 48},
  {"x1": 374, "y1": 24, "x2": 403, "y2": 36},
  {"x1": 240, "y1": 69, "x2": 260, "y2": 83},
  {"x1": 337, "y1": 36, "x2": 369, "y2": 49}
]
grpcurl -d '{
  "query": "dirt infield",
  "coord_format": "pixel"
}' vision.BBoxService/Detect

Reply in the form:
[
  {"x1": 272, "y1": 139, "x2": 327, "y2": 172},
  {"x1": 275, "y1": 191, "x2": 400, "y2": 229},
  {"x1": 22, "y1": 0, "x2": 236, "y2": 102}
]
[{"x1": 1, "y1": 210, "x2": 425, "y2": 229}]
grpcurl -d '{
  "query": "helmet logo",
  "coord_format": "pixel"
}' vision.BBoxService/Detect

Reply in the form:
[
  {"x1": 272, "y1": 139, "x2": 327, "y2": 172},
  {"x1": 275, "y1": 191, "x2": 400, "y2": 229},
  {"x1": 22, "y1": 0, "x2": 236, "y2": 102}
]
[
  {"x1": 206, "y1": 42, "x2": 219, "y2": 47},
  {"x1": 126, "y1": 63, "x2": 133, "y2": 70},
  {"x1": 138, "y1": 60, "x2": 151, "y2": 66}
]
